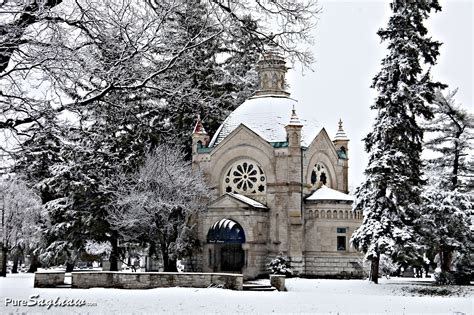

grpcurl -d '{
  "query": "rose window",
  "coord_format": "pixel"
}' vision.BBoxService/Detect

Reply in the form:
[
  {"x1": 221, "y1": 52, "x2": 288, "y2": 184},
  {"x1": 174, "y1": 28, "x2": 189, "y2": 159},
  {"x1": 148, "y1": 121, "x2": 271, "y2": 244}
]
[
  {"x1": 223, "y1": 160, "x2": 266, "y2": 195},
  {"x1": 311, "y1": 163, "x2": 330, "y2": 188}
]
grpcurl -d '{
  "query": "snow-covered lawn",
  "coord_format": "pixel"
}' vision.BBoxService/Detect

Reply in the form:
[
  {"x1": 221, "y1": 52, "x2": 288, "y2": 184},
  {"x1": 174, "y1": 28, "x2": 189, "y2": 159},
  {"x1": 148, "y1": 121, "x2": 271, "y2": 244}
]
[{"x1": 1, "y1": 273, "x2": 472, "y2": 314}]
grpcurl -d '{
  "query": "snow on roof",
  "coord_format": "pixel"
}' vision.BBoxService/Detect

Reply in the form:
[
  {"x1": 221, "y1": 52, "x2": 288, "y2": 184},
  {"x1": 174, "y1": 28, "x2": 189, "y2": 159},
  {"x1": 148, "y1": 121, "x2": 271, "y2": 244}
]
[
  {"x1": 228, "y1": 193, "x2": 268, "y2": 209},
  {"x1": 192, "y1": 114, "x2": 207, "y2": 134},
  {"x1": 334, "y1": 119, "x2": 348, "y2": 140},
  {"x1": 208, "y1": 95, "x2": 319, "y2": 147},
  {"x1": 211, "y1": 218, "x2": 236, "y2": 231},
  {"x1": 306, "y1": 185, "x2": 354, "y2": 202}
]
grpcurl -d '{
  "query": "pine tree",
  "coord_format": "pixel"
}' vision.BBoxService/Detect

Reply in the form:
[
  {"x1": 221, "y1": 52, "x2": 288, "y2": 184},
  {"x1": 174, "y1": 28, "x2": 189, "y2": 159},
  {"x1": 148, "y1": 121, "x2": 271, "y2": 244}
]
[
  {"x1": 151, "y1": 3, "x2": 259, "y2": 154},
  {"x1": 419, "y1": 90, "x2": 473, "y2": 278},
  {"x1": 424, "y1": 90, "x2": 473, "y2": 192},
  {"x1": 350, "y1": 0, "x2": 446, "y2": 284}
]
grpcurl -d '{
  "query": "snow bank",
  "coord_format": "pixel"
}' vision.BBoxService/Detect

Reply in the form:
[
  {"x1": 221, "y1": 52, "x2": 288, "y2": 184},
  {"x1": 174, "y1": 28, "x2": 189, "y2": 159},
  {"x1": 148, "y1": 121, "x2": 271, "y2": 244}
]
[{"x1": 1, "y1": 274, "x2": 472, "y2": 314}]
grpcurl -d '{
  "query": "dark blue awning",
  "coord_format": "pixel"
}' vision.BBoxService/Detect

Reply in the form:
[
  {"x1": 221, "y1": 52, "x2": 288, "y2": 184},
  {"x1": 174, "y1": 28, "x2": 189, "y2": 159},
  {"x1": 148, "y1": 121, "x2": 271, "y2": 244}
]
[{"x1": 207, "y1": 219, "x2": 246, "y2": 244}]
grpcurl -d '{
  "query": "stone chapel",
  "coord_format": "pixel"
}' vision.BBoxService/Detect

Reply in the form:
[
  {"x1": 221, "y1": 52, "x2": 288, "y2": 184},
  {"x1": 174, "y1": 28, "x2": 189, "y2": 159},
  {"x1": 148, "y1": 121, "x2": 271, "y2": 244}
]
[{"x1": 190, "y1": 50, "x2": 364, "y2": 279}]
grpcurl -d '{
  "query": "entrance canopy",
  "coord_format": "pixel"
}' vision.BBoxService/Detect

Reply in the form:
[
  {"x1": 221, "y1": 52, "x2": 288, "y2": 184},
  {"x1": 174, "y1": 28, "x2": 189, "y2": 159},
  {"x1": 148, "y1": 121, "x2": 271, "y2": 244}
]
[{"x1": 207, "y1": 219, "x2": 245, "y2": 244}]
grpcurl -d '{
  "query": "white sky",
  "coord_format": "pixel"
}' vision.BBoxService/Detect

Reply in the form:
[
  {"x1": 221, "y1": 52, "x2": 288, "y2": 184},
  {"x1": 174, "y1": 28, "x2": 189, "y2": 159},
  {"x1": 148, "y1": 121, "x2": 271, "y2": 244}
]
[{"x1": 287, "y1": 0, "x2": 473, "y2": 189}]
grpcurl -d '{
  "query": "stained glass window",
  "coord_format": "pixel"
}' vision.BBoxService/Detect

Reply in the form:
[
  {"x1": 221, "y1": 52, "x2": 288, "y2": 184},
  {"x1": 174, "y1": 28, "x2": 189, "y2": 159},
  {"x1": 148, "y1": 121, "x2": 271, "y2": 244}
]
[{"x1": 223, "y1": 159, "x2": 266, "y2": 195}]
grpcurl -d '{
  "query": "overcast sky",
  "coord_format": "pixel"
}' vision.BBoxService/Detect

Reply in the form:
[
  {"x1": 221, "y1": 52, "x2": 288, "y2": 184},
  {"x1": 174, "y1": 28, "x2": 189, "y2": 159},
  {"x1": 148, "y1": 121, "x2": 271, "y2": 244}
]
[{"x1": 287, "y1": 0, "x2": 473, "y2": 190}]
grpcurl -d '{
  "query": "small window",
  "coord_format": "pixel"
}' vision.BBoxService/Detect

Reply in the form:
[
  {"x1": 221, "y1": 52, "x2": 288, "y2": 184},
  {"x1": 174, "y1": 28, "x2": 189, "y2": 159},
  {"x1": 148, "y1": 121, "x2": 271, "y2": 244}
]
[
  {"x1": 337, "y1": 236, "x2": 346, "y2": 251},
  {"x1": 208, "y1": 249, "x2": 213, "y2": 266},
  {"x1": 320, "y1": 172, "x2": 327, "y2": 185},
  {"x1": 337, "y1": 227, "x2": 347, "y2": 234}
]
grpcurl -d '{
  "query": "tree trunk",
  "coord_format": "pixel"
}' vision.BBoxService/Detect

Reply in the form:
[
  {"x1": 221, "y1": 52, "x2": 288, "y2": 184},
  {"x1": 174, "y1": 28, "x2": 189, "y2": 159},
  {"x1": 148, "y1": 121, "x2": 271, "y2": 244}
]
[
  {"x1": 65, "y1": 262, "x2": 75, "y2": 272},
  {"x1": 109, "y1": 236, "x2": 119, "y2": 272},
  {"x1": 451, "y1": 130, "x2": 462, "y2": 189},
  {"x1": 161, "y1": 247, "x2": 177, "y2": 272},
  {"x1": 27, "y1": 254, "x2": 40, "y2": 273},
  {"x1": 440, "y1": 248, "x2": 452, "y2": 272},
  {"x1": 164, "y1": 257, "x2": 178, "y2": 272},
  {"x1": 369, "y1": 255, "x2": 380, "y2": 284},
  {"x1": 0, "y1": 246, "x2": 7, "y2": 277},
  {"x1": 12, "y1": 254, "x2": 19, "y2": 273}
]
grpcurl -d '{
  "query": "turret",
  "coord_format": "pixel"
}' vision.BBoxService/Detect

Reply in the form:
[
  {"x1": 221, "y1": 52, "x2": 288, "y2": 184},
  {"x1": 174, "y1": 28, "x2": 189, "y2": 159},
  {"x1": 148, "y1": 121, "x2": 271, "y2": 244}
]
[
  {"x1": 333, "y1": 119, "x2": 349, "y2": 159},
  {"x1": 285, "y1": 106, "x2": 303, "y2": 148},
  {"x1": 192, "y1": 115, "x2": 210, "y2": 156},
  {"x1": 333, "y1": 119, "x2": 349, "y2": 193},
  {"x1": 254, "y1": 47, "x2": 290, "y2": 97}
]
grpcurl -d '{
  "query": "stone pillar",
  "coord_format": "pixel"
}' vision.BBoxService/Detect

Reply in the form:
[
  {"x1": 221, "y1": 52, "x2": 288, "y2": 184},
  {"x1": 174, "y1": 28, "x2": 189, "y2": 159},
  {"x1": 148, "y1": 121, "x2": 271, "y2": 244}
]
[{"x1": 284, "y1": 108, "x2": 305, "y2": 275}]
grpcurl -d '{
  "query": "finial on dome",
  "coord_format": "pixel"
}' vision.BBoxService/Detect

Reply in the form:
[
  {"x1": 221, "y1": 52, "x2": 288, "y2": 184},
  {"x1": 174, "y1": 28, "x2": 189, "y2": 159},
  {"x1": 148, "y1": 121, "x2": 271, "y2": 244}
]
[
  {"x1": 334, "y1": 118, "x2": 348, "y2": 140},
  {"x1": 254, "y1": 45, "x2": 290, "y2": 98},
  {"x1": 193, "y1": 114, "x2": 207, "y2": 134},
  {"x1": 287, "y1": 106, "x2": 303, "y2": 127}
]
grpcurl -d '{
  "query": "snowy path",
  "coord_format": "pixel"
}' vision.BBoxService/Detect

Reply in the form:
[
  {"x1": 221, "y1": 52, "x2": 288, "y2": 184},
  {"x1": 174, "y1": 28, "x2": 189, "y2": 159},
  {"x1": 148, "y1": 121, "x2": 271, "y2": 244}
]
[{"x1": 0, "y1": 274, "x2": 472, "y2": 314}]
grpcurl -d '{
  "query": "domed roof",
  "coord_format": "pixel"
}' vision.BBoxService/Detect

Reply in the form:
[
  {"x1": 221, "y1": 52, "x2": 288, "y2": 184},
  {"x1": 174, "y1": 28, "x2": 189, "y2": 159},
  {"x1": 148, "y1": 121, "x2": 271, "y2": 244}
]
[
  {"x1": 208, "y1": 49, "x2": 321, "y2": 147},
  {"x1": 208, "y1": 94, "x2": 319, "y2": 147}
]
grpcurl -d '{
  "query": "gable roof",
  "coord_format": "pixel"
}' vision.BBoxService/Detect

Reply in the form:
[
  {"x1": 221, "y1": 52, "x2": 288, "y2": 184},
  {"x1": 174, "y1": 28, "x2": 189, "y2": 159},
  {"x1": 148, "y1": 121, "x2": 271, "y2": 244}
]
[
  {"x1": 306, "y1": 185, "x2": 354, "y2": 202},
  {"x1": 209, "y1": 123, "x2": 274, "y2": 155},
  {"x1": 227, "y1": 193, "x2": 267, "y2": 209},
  {"x1": 207, "y1": 193, "x2": 268, "y2": 210}
]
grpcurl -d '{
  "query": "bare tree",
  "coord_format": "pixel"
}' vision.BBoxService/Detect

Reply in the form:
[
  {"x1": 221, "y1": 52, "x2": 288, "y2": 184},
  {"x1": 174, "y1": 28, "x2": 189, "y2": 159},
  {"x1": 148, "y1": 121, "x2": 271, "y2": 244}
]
[
  {"x1": 0, "y1": 0, "x2": 319, "y2": 157},
  {"x1": 108, "y1": 144, "x2": 210, "y2": 272},
  {"x1": 0, "y1": 178, "x2": 43, "y2": 276}
]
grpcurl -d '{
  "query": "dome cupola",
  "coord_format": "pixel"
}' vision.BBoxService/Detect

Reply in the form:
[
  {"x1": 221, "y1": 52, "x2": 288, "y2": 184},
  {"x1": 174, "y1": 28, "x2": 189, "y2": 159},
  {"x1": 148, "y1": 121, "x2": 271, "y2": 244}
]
[{"x1": 254, "y1": 47, "x2": 290, "y2": 97}]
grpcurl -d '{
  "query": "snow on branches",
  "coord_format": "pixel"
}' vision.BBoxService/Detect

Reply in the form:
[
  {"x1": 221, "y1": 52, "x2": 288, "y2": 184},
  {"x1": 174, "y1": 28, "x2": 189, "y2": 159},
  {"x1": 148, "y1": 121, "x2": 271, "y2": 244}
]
[
  {"x1": 108, "y1": 143, "x2": 210, "y2": 271},
  {"x1": 351, "y1": 0, "x2": 445, "y2": 283}
]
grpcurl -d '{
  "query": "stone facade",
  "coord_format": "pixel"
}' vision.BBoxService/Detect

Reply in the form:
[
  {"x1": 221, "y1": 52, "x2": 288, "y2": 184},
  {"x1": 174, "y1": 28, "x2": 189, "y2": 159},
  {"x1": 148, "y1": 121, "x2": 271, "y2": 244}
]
[{"x1": 191, "y1": 51, "x2": 364, "y2": 280}]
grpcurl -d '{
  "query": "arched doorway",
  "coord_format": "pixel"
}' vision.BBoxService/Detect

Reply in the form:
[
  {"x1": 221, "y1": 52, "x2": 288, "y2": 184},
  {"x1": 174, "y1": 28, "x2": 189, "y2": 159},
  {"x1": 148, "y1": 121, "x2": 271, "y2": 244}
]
[{"x1": 207, "y1": 219, "x2": 245, "y2": 272}]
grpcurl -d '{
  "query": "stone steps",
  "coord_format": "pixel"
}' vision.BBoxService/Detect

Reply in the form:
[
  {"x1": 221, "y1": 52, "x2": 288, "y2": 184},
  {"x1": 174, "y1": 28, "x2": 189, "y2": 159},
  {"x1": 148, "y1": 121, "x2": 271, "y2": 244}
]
[{"x1": 243, "y1": 283, "x2": 277, "y2": 292}]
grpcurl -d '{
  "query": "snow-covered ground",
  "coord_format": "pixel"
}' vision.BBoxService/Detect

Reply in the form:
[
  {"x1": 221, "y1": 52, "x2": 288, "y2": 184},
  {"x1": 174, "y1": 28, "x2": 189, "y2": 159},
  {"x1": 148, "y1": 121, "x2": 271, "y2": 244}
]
[{"x1": 0, "y1": 273, "x2": 472, "y2": 314}]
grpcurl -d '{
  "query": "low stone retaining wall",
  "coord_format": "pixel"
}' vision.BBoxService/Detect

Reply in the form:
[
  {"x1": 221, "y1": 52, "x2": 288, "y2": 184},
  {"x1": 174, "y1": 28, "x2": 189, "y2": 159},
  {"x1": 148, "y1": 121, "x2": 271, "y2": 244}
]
[
  {"x1": 34, "y1": 271, "x2": 66, "y2": 288},
  {"x1": 304, "y1": 254, "x2": 367, "y2": 278},
  {"x1": 71, "y1": 272, "x2": 243, "y2": 290}
]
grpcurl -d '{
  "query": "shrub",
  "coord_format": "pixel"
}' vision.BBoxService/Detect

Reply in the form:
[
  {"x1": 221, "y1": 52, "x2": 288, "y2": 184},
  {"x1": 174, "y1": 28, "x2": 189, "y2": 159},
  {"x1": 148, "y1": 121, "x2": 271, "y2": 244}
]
[
  {"x1": 453, "y1": 253, "x2": 473, "y2": 285},
  {"x1": 267, "y1": 255, "x2": 292, "y2": 276},
  {"x1": 434, "y1": 270, "x2": 455, "y2": 285}
]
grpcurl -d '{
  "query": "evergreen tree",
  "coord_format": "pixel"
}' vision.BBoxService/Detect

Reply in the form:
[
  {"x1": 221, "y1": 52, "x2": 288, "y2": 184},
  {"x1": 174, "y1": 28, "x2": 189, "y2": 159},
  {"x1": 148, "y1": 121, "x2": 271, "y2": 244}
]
[
  {"x1": 419, "y1": 90, "x2": 473, "y2": 277},
  {"x1": 424, "y1": 90, "x2": 473, "y2": 192},
  {"x1": 350, "y1": 0, "x2": 446, "y2": 283}
]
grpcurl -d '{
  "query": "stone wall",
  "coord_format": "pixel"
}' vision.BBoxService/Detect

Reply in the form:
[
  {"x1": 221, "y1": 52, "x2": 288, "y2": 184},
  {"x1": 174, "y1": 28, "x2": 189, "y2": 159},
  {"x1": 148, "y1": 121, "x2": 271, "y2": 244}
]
[
  {"x1": 34, "y1": 271, "x2": 66, "y2": 288},
  {"x1": 71, "y1": 272, "x2": 243, "y2": 290},
  {"x1": 304, "y1": 254, "x2": 366, "y2": 278}
]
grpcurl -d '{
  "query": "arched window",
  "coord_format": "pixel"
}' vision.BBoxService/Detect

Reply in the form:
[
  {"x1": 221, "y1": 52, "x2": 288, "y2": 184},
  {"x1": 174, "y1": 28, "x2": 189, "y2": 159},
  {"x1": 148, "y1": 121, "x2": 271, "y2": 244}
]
[
  {"x1": 310, "y1": 163, "x2": 330, "y2": 188},
  {"x1": 223, "y1": 159, "x2": 266, "y2": 195}
]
